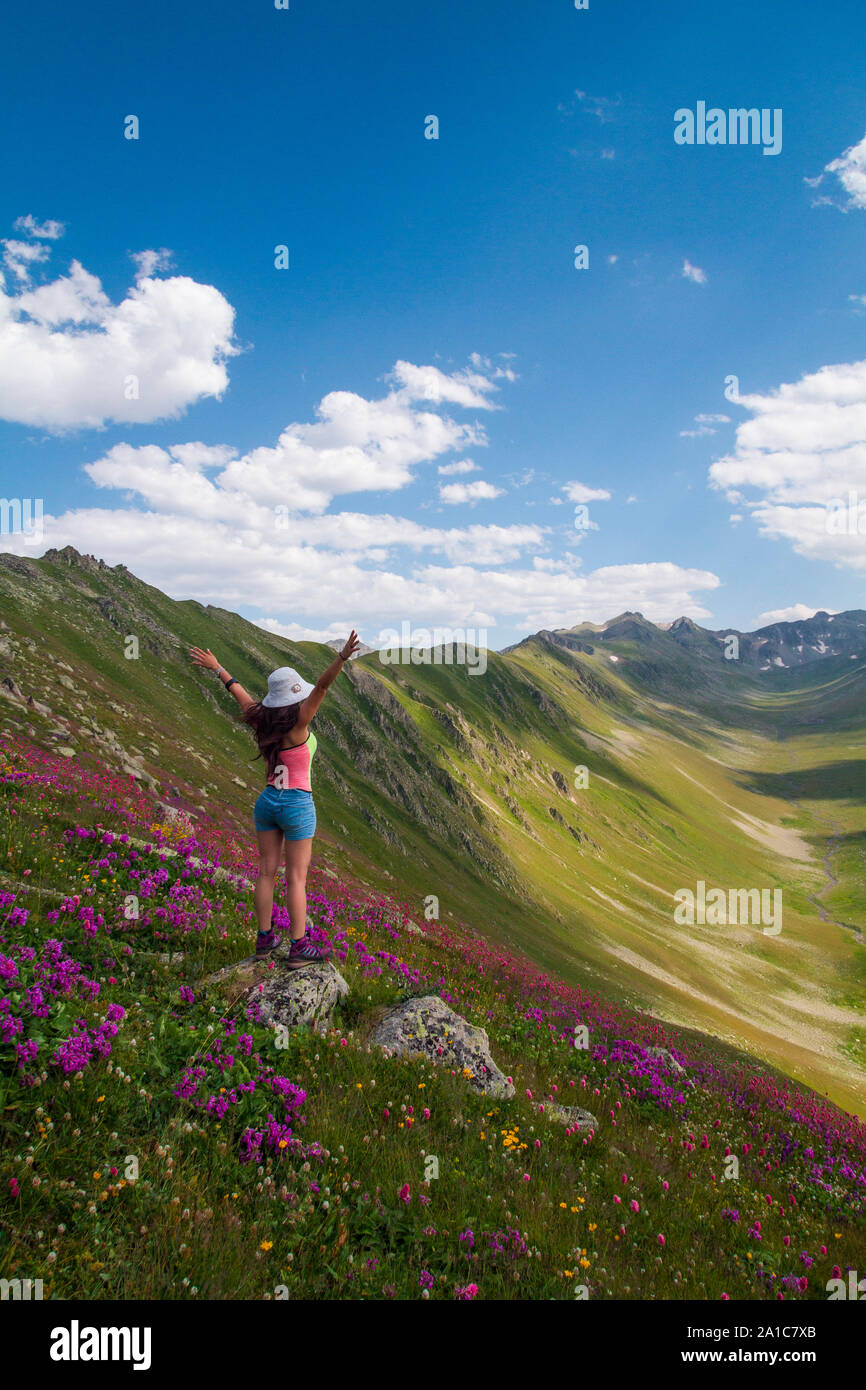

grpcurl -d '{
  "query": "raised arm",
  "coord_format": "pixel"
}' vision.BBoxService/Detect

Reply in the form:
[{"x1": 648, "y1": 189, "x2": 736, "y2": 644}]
[
  {"x1": 190, "y1": 647, "x2": 256, "y2": 712},
  {"x1": 296, "y1": 630, "x2": 360, "y2": 724}
]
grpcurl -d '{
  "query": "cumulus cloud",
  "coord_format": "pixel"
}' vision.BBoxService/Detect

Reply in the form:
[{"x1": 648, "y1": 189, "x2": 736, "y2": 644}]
[
  {"x1": 808, "y1": 131, "x2": 866, "y2": 211},
  {"x1": 682, "y1": 260, "x2": 707, "y2": 285},
  {"x1": 254, "y1": 617, "x2": 356, "y2": 644},
  {"x1": 562, "y1": 481, "x2": 612, "y2": 503},
  {"x1": 387, "y1": 359, "x2": 507, "y2": 409},
  {"x1": 708, "y1": 358, "x2": 866, "y2": 573},
  {"x1": 0, "y1": 219, "x2": 239, "y2": 429},
  {"x1": 217, "y1": 393, "x2": 487, "y2": 517},
  {"x1": 79, "y1": 361, "x2": 510, "y2": 522},
  {"x1": 2, "y1": 238, "x2": 51, "y2": 283},
  {"x1": 5, "y1": 497, "x2": 719, "y2": 635},
  {"x1": 753, "y1": 604, "x2": 837, "y2": 627},
  {"x1": 439, "y1": 479, "x2": 504, "y2": 505},
  {"x1": 13, "y1": 215, "x2": 65, "y2": 240},
  {"x1": 0, "y1": 331, "x2": 721, "y2": 635},
  {"x1": 131, "y1": 248, "x2": 173, "y2": 280},
  {"x1": 438, "y1": 458, "x2": 479, "y2": 476}
]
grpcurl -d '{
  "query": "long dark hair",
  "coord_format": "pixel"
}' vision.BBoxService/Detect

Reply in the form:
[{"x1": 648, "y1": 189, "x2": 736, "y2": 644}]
[{"x1": 243, "y1": 701, "x2": 301, "y2": 780}]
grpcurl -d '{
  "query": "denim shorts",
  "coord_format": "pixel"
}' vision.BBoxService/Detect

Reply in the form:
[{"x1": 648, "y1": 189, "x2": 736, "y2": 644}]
[{"x1": 253, "y1": 786, "x2": 317, "y2": 839}]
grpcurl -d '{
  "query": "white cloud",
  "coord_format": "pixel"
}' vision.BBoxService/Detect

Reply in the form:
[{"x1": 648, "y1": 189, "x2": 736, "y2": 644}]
[
  {"x1": 4, "y1": 501, "x2": 720, "y2": 637},
  {"x1": 708, "y1": 357, "x2": 866, "y2": 573},
  {"x1": 13, "y1": 215, "x2": 65, "y2": 240},
  {"x1": 562, "y1": 481, "x2": 612, "y2": 503},
  {"x1": 215, "y1": 383, "x2": 487, "y2": 516},
  {"x1": 0, "y1": 220, "x2": 239, "y2": 429},
  {"x1": 753, "y1": 604, "x2": 837, "y2": 627},
  {"x1": 439, "y1": 479, "x2": 504, "y2": 505},
  {"x1": 809, "y1": 131, "x2": 866, "y2": 211},
  {"x1": 438, "y1": 458, "x2": 479, "y2": 476},
  {"x1": 682, "y1": 259, "x2": 707, "y2": 285},
  {"x1": 0, "y1": 322, "x2": 721, "y2": 636},
  {"x1": 387, "y1": 359, "x2": 506, "y2": 409},
  {"x1": 131, "y1": 248, "x2": 173, "y2": 280},
  {"x1": 2, "y1": 238, "x2": 51, "y2": 282},
  {"x1": 254, "y1": 617, "x2": 355, "y2": 644}
]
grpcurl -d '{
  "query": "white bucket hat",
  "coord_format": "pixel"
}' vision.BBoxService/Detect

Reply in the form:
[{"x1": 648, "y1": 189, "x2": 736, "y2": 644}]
[{"x1": 261, "y1": 666, "x2": 315, "y2": 708}]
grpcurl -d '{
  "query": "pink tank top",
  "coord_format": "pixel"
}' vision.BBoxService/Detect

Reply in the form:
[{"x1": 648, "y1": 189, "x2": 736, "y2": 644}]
[{"x1": 266, "y1": 731, "x2": 317, "y2": 791}]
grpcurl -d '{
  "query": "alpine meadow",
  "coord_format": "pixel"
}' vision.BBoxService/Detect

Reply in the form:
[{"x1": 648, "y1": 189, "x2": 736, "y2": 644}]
[{"x1": 1, "y1": 0, "x2": 866, "y2": 1343}]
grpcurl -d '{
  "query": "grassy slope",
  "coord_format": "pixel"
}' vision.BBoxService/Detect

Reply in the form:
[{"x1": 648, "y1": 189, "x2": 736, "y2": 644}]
[
  {"x1": 0, "y1": 549, "x2": 863, "y2": 1112},
  {"x1": 1, "y1": 739, "x2": 863, "y2": 1302}
]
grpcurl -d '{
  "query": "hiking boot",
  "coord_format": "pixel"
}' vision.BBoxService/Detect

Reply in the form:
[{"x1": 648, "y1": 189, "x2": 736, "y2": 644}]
[
  {"x1": 255, "y1": 930, "x2": 279, "y2": 959},
  {"x1": 287, "y1": 934, "x2": 332, "y2": 969}
]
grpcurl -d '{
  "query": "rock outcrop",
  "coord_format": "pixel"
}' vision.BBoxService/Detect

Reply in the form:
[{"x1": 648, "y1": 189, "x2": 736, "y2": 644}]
[
  {"x1": 371, "y1": 994, "x2": 515, "y2": 1098},
  {"x1": 203, "y1": 952, "x2": 349, "y2": 1035}
]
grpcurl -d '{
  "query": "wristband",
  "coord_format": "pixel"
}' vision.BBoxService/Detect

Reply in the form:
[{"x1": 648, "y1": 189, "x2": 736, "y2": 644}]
[{"x1": 225, "y1": 678, "x2": 238, "y2": 690}]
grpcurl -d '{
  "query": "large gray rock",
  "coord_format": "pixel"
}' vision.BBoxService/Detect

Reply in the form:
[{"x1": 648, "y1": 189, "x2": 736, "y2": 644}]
[
  {"x1": 257, "y1": 960, "x2": 349, "y2": 1034},
  {"x1": 371, "y1": 995, "x2": 515, "y2": 1098},
  {"x1": 202, "y1": 956, "x2": 349, "y2": 1035}
]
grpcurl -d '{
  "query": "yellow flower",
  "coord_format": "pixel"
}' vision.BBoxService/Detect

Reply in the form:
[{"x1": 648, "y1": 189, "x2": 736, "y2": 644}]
[
  {"x1": 92, "y1": 1171, "x2": 101, "y2": 1180},
  {"x1": 560, "y1": 1202, "x2": 567, "y2": 1209},
  {"x1": 96, "y1": 1096, "x2": 105, "y2": 1103},
  {"x1": 260, "y1": 1240, "x2": 273, "y2": 1251},
  {"x1": 589, "y1": 1223, "x2": 597, "y2": 1232}
]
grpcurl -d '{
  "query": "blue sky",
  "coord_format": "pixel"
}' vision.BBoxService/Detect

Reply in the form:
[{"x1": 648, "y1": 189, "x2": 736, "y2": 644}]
[{"x1": 1, "y1": 0, "x2": 865, "y2": 649}]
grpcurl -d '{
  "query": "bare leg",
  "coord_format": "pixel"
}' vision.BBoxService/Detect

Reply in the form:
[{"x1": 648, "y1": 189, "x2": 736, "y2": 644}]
[
  {"x1": 255, "y1": 828, "x2": 284, "y2": 934},
  {"x1": 284, "y1": 837, "x2": 313, "y2": 939}
]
